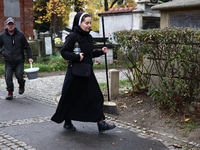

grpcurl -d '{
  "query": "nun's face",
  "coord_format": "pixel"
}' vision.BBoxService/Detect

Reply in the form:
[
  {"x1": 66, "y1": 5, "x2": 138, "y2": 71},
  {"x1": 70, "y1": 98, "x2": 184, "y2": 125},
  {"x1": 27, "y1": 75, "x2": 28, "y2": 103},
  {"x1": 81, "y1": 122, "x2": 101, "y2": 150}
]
[{"x1": 80, "y1": 17, "x2": 91, "y2": 32}]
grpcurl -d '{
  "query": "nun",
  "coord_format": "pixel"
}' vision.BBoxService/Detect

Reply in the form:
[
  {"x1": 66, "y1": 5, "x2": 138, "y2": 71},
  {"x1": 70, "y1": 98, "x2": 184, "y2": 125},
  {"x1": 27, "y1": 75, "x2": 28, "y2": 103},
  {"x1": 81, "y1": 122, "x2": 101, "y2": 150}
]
[{"x1": 51, "y1": 12, "x2": 116, "y2": 133}]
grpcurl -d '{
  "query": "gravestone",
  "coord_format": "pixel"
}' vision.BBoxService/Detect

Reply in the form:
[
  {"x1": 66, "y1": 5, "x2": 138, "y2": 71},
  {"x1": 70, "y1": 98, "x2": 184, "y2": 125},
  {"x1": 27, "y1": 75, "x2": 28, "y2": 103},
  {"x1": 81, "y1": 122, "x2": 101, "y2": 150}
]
[
  {"x1": 44, "y1": 37, "x2": 52, "y2": 55},
  {"x1": 170, "y1": 13, "x2": 200, "y2": 28},
  {"x1": 151, "y1": 0, "x2": 200, "y2": 29}
]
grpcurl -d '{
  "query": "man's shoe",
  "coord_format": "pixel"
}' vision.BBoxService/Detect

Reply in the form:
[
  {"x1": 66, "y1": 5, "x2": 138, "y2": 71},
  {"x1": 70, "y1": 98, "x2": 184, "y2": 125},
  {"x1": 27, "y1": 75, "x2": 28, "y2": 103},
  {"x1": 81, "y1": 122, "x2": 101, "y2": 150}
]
[
  {"x1": 6, "y1": 91, "x2": 13, "y2": 100},
  {"x1": 19, "y1": 84, "x2": 25, "y2": 95},
  {"x1": 98, "y1": 121, "x2": 116, "y2": 133},
  {"x1": 63, "y1": 121, "x2": 76, "y2": 131}
]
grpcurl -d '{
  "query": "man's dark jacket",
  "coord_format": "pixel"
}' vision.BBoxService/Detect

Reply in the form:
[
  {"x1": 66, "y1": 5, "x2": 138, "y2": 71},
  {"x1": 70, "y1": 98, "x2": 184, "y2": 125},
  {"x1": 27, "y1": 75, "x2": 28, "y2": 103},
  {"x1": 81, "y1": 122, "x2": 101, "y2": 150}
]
[{"x1": 0, "y1": 28, "x2": 32, "y2": 62}]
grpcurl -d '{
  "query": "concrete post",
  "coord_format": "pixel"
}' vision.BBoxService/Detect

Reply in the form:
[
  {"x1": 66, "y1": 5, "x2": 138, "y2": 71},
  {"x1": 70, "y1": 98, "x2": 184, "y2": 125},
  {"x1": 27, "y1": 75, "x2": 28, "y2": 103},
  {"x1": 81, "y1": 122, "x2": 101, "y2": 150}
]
[{"x1": 109, "y1": 69, "x2": 120, "y2": 99}]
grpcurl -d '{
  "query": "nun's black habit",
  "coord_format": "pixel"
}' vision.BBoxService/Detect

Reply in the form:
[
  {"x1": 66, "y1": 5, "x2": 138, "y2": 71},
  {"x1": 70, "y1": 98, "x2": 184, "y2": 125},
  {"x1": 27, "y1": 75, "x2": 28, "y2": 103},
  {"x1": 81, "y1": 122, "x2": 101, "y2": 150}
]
[{"x1": 51, "y1": 12, "x2": 105, "y2": 123}]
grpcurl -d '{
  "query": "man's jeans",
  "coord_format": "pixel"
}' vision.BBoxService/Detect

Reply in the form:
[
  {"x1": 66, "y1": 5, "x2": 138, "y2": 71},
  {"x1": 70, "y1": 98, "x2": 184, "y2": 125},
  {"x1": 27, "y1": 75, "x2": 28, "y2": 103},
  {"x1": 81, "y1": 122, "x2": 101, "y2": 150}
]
[{"x1": 5, "y1": 61, "x2": 25, "y2": 92}]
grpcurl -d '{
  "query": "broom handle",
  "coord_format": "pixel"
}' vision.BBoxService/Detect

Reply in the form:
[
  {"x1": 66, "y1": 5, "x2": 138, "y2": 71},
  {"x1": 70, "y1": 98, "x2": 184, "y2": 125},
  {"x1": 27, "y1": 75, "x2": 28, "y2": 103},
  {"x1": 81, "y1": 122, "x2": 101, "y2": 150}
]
[
  {"x1": 30, "y1": 62, "x2": 32, "y2": 68},
  {"x1": 102, "y1": 16, "x2": 110, "y2": 102}
]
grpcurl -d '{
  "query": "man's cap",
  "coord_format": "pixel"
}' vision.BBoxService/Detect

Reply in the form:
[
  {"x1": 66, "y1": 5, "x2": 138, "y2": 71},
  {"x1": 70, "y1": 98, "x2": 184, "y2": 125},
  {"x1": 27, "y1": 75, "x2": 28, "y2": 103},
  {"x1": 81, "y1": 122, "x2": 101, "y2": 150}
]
[{"x1": 6, "y1": 17, "x2": 15, "y2": 24}]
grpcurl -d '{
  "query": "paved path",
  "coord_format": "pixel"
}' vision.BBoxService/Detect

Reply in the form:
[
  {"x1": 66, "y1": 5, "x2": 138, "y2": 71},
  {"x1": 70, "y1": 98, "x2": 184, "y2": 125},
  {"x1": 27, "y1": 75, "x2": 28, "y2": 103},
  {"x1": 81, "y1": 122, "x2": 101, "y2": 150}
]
[{"x1": 0, "y1": 70, "x2": 198, "y2": 150}]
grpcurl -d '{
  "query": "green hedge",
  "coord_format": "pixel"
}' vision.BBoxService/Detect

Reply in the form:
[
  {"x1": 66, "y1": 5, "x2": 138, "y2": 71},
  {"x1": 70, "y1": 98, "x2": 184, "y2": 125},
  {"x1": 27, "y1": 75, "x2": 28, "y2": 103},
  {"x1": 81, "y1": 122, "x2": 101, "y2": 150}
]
[{"x1": 114, "y1": 27, "x2": 200, "y2": 114}]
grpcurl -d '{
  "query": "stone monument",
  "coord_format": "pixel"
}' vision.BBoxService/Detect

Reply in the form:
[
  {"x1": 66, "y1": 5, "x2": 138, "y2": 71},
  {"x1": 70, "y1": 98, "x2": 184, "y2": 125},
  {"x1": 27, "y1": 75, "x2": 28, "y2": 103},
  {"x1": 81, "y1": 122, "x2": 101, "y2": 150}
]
[
  {"x1": 151, "y1": 0, "x2": 200, "y2": 29},
  {"x1": 61, "y1": 5, "x2": 77, "y2": 42},
  {"x1": 69, "y1": 4, "x2": 77, "y2": 28}
]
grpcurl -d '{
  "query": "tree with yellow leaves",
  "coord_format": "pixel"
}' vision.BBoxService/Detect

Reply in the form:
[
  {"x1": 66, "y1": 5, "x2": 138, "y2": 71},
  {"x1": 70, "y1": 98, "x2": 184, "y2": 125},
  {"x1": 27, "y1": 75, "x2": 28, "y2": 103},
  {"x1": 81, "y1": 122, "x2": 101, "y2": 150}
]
[
  {"x1": 108, "y1": 0, "x2": 137, "y2": 10},
  {"x1": 84, "y1": 0, "x2": 137, "y2": 31},
  {"x1": 34, "y1": 0, "x2": 71, "y2": 33},
  {"x1": 33, "y1": 0, "x2": 50, "y2": 32},
  {"x1": 33, "y1": 0, "x2": 137, "y2": 33},
  {"x1": 83, "y1": 0, "x2": 104, "y2": 31}
]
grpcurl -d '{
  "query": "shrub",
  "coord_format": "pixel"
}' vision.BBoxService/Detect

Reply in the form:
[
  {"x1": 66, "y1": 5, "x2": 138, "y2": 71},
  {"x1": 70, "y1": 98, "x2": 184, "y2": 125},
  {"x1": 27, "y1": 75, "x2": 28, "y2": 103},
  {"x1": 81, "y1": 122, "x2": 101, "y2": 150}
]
[{"x1": 114, "y1": 27, "x2": 200, "y2": 114}]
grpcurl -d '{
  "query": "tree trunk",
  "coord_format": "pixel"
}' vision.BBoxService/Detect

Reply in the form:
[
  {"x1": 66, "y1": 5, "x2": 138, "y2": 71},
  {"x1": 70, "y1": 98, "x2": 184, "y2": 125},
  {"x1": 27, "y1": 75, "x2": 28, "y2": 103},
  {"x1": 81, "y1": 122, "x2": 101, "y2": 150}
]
[
  {"x1": 104, "y1": 0, "x2": 108, "y2": 11},
  {"x1": 51, "y1": 14, "x2": 60, "y2": 34}
]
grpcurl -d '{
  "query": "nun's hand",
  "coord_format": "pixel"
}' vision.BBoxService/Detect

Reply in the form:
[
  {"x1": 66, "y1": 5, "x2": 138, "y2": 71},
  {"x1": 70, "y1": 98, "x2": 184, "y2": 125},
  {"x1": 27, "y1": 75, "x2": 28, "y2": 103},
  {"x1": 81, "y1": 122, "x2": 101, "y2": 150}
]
[
  {"x1": 102, "y1": 47, "x2": 108, "y2": 53},
  {"x1": 80, "y1": 53, "x2": 84, "y2": 61}
]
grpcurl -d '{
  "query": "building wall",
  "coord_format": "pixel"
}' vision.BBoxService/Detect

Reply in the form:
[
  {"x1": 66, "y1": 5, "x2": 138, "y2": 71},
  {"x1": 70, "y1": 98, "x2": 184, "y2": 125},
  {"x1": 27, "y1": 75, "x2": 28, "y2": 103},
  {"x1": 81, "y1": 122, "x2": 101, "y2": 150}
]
[
  {"x1": 98, "y1": 1, "x2": 161, "y2": 40},
  {"x1": 132, "y1": 13, "x2": 143, "y2": 30},
  {"x1": 99, "y1": 13, "x2": 133, "y2": 38},
  {"x1": 0, "y1": 0, "x2": 33, "y2": 38}
]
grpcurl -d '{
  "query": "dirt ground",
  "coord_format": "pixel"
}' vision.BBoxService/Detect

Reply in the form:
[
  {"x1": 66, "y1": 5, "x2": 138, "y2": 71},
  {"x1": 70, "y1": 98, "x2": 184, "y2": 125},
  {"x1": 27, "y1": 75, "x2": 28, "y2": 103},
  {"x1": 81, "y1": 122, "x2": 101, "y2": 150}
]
[
  {"x1": 34, "y1": 71, "x2": 200, "y2": 149},
  {"x1": 106, "y1": 93, "x2": 200, "y2": 149}
]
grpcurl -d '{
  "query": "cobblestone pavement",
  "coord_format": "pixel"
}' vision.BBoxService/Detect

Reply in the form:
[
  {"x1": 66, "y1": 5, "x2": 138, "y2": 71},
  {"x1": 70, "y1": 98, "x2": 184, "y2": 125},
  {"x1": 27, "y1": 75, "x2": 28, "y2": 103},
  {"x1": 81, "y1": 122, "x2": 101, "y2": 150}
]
[{"x1": 0, "y1": 70, "x2": 199, "y2": 150}]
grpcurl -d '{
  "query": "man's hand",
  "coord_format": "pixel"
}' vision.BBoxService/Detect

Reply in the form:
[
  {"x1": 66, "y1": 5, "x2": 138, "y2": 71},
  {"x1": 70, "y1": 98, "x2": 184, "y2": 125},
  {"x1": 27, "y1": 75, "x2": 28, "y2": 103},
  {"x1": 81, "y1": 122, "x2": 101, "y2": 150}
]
[{"x1": 29, "y1": 58, "x2": 33, "y2": 64}]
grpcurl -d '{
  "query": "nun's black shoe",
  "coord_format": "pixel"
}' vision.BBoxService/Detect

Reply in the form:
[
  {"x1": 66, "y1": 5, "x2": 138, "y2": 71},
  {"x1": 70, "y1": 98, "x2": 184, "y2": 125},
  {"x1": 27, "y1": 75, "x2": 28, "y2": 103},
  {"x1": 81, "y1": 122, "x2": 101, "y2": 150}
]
[
  {"x1": 63, "y1": 122, "x2": 76, "y2": 131},
  {"x1": 98, "y1": 121, "x2": 116, "y2": 133}
]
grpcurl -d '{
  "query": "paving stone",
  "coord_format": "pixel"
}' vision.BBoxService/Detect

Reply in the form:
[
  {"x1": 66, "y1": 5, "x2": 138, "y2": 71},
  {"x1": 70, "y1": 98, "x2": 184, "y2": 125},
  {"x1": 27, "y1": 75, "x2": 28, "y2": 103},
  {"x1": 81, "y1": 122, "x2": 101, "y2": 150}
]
[{"x1": 1, "y1": 148, "x2": 11, "y2": 150}]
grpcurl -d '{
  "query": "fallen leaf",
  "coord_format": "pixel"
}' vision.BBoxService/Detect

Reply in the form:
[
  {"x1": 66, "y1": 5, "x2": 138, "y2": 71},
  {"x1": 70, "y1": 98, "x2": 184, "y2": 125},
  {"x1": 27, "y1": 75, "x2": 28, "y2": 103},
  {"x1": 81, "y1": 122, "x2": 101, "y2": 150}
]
[
  {"x1": 149, "y1": 135, "x2": 154, "y2": 137},
  {"x1": 136, "y1": 126, "x2": 140, "y2": 129},
  {"x1": 111, "y1": 142, "x2": 115, "y2": 146},
  {"x1": 37, "y1": 115, "x2": 41, "y2": 117},
  {"x1": 120, "y1": 103, "x2": 127, "y2": 109},
  {"x1": 176, "y1": 129, "x2": 183, "y2": 133},
  {"x1": 173, "y1": 144, "x2": 182, "y2": 148},
  {"x1": 142, "y1": 130, "x2": 146, "y2": 133},
  {"x1": 21, "y1": 142, "x2": 26, "y2": 144},
  {"x1": 137, "y1": 100, "x2": 143, "y2": 105},
  {"x1": 184, "y1": 118, "x2": 190, "y2": 122},
  {"x1": 116, "y1": 131, "x2": 122, "y2": 133}
]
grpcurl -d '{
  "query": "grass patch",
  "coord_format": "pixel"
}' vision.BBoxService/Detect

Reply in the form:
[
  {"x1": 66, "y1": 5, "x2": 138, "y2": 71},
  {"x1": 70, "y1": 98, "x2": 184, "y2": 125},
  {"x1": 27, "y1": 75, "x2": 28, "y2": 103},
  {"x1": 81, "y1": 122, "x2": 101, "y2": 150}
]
[
  {"x1": 164, "y1": 118, "x2": 172, "y2": 124},
  {"x1": 0, "y1": 52, "x2": 120, "y2": 75},
  {"x1": 119, "y1": 79, "x2": 132, "y2": 88},
  {"x1": 99, "y1": 82, "x2": 107, "y2": 91},
  {"x1": 98, "y1": 79, "x2": 131, "y2": 94}
]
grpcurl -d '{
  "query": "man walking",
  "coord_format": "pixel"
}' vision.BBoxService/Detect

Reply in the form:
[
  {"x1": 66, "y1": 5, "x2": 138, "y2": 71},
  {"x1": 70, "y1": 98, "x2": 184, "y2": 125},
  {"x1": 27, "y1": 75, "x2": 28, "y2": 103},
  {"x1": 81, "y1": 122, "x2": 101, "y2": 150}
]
[{"x1": 0, "y1": 17, "x2": 33, "y2": 100}]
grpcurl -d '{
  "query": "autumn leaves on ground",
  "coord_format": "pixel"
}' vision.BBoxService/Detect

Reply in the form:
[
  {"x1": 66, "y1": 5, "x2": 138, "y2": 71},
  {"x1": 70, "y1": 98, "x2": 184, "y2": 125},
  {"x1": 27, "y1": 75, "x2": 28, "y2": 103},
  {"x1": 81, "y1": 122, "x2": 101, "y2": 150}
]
[{"x1": 105, "y1": 91, "x2": 200, "y2": 148}]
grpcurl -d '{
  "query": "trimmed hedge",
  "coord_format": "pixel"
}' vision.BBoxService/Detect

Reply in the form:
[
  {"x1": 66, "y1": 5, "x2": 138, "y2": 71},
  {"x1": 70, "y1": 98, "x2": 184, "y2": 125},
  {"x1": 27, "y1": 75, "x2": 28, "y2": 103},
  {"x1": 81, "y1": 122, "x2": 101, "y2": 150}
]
[{"x1": 114, "y1": 27, "x2": 200, "y2": 114}]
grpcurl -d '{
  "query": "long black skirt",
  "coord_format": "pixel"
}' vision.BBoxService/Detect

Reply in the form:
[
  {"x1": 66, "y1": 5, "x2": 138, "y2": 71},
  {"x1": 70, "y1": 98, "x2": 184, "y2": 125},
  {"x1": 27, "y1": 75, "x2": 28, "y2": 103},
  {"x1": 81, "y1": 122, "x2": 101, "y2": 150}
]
[{"x1": 51, "y1": 66, "x2": 105, "y2": 123}]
